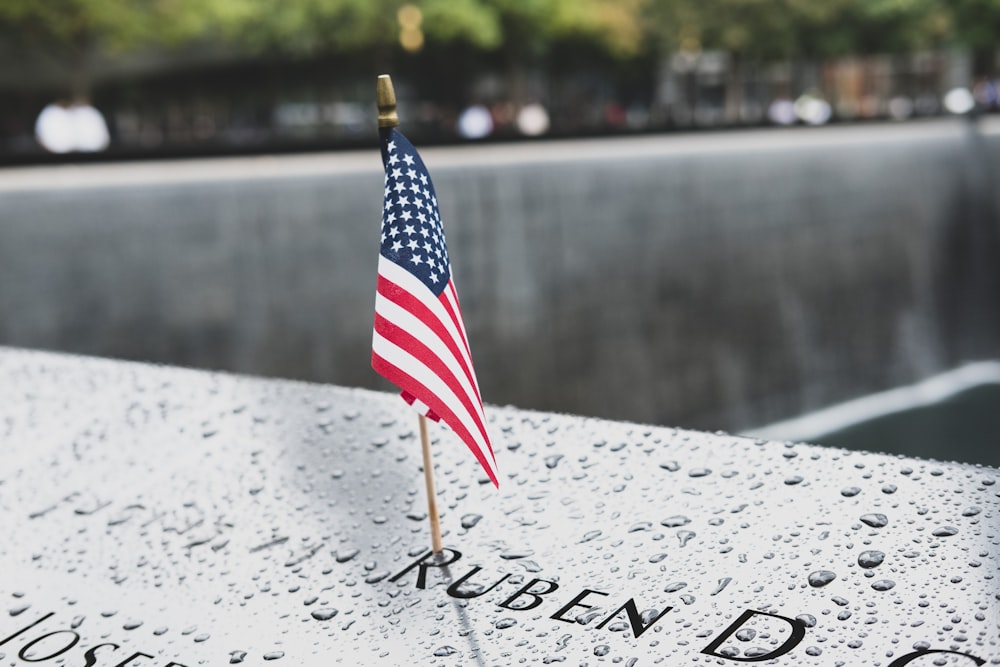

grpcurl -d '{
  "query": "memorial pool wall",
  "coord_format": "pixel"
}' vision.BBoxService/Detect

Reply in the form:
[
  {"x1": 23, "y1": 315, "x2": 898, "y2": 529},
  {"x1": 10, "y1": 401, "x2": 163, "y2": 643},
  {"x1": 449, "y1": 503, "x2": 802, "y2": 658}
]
[{"x1": 1, "y1": 119, "x2": 998, "y2": 440}]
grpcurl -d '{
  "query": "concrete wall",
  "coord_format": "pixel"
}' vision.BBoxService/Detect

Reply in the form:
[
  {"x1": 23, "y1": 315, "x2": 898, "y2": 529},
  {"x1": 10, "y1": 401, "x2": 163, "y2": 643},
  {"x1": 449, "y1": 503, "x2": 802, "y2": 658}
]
[{"x1": 2, "y1": 119, "x2": 999, "y2": 433}]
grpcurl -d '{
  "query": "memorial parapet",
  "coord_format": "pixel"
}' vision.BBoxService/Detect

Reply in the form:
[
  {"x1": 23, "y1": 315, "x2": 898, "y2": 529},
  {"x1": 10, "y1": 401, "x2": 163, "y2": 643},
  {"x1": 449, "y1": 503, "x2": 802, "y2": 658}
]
[{"x1": 1, "y1": 347, "x2": 997, "y2": 665}]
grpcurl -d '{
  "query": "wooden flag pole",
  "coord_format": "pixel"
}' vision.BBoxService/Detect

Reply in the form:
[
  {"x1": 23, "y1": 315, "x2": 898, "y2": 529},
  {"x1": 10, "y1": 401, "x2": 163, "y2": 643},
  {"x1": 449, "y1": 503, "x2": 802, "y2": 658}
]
[
  {"x1": 419, "y1": 414, "x2": 444, "y2": 553},
  {"x1": 377, "y1": 73, "x2": 443, "y2": 553}
]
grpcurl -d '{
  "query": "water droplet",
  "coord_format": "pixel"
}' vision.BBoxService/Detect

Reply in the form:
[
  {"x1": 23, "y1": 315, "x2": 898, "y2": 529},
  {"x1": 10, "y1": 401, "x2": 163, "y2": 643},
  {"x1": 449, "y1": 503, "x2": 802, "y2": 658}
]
[
  {"x1": 364, "y1": 571, "x2": 390, "y2": 584},
  {"x1": 677, "y1": 530, "x2": 696, "y2": 547},
  {"x1": 710, "y1": 577, "x2": 733, "y2": 596},
  {"x1": 311, "y1": 608, "x2": 338, "y2": 621},
  {"x1": 857, "y1": 550, "x2": 885, "y2": 568},
  {"x1": 122, "y1": 619, "x2": 143, "y2": 630},
  {"x1": 494, "y1": 618, "x2": 517, "y2": 629},
  {"x1": 9, "y1": 605, "x2": 29, "y2": 617},
  {"x1": 859, "y1": 513, "x2": 888, "y2": 528},
  {"x1": 663, "y1": 581, "x2": 687, "y2": 593},
  {"x1": 660, "y1": 515, "x2": 690, "y2": 528},
  {"x1": 229, "y1": 650, "x2": 247, "y2": 664},
  {"x1": 735, "y1": 628, "x2": 756, "y2": 641},
  {"x1": 335, "y1": 548, "x2": 359, "y2": 563},
  {"x1": 688, "y1": 468, "x2": 711, "y2": 478},
  {"x1": 460, "y1": 514, "x2": 482, "y2": 529},
  {"x1": 840, "y1": 486, "x2": 861, "y2": 497},
  {"x1": 433, "y1": 646, "x2": 458, "y2": 657},
  {"x1": 932, "y1": 525, "x2": 958, "y2": 537},
  {"x1": 628, "y1": 521, "x2": 652, "y2": 533},
  {"x1": 807, "y1": 570, "x2": 836, "y2": 587},
  {"x1": 580, "y1": 530, "x2": 602, "y2": 543},
  {"x1": 881, "y1": 484, "x2": 897, "y2": 494},
  {"x1": 659, "y1": 461, "x2": 680, "y2": 472},
  {"x1": 961, "y1": 506, "x2": 981, "y2": 517},
  {"x1": 871, "y1": 579, "x2": 896, "y2": 591},
  {"x1": 544, "y1": 454, "x2": 563, "y2": 470},
  {"x1": 796, "y1": 614, "x2": 817, "y2": 628},
  {"x1": 593, "y1": 645, "x2": 610, "y2": 656},
  {"x1": 263, "y1": 651, "x2": 285, "y2": 661},
  {"x1": 784, "y1": 476, "x2": 803, "y2": 485}
]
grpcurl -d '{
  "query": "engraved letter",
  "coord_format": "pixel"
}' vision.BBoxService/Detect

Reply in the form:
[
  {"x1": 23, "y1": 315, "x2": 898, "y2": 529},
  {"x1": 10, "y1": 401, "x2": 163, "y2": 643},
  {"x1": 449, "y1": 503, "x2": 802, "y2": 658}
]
[
  {"x1": 551, "y1": 589, "x2": 609, "y2": 624},
  {"x1": 446, "y1": 566, "x2": 511, "y2": 599},
  {"x1": 388, "y1": 548, "x2": 462, "y2": 589},
  {"x1": 701, "y1": 609, "x2": 806, "y2": 662},
  {"x1": 595, "y1": 599, "x2": 672, "y2": 638},
  {"x1": 886, "y1": 649, "x2": 985, "y2": 666},
  {"x1": 497, "y1": 578, "x2": 559, "y2": 611}
]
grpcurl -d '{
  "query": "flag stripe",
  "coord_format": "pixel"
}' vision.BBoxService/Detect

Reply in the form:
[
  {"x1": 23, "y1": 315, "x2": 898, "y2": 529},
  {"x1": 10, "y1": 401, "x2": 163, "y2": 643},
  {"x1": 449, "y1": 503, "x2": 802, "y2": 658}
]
[
  {"x1": 372, "y1": 331, "x2": 498, "y2": 485},
  {"x1": 440, "y1": 282, "x2": 481, "y2": 396},
  {"x1": 377, "y1": 259, "x2": 478, "y2": 393},
  {"x1": 374, "y1": 309, "x2": 489, "y2": 444}
]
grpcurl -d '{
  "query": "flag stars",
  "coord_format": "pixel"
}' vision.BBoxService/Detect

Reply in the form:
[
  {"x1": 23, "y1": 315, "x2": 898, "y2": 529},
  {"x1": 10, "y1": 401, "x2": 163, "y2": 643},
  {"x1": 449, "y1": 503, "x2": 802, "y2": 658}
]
[
  {"x1": 400, "y1": 210, "x2": 412, "y2": 221},
  {"x1": 386, "y1": 140, "x2": 396, "y2": 152},
  {"x1": 391, "y1": 240, "x2": 403, "y2": 252},
  {"x1": 407, "y1": 168, "x2": 417, "y2": 180},
  {"x1": 403, "y1": 154, "x2": 415, "y2": 166},
  {"x1": 403, "y1": 224, "x2": 416, "y2": 236},
  {"x1": 411, "y1": 254, "x2": 424, "y2": 266},
  {"x1": 407, "y1": 239, "x2": 419, "y2": 250}
]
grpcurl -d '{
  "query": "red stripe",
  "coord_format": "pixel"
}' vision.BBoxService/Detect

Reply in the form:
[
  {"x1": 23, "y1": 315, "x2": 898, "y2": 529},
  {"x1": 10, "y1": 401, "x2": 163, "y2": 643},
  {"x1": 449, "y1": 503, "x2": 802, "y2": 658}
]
[
  {"x1": 376, "y1": 276, "x2": 478, "y2": 396},
  {"x1": 439, "y1": 282, "x2": 482, "y2": 403},
  {"x1": 372, "y1": 352, "x2": 499, "y2": 487},
  {"x1": 374, "y1": 312, "x2": 489, "y2": 446}
]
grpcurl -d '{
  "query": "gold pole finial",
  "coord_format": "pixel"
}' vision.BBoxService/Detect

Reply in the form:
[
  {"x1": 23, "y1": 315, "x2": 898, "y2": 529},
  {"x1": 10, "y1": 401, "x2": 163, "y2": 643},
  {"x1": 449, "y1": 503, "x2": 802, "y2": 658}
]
[{"x1": 376, "y1": 74, "x2": 399, "y2": 129}]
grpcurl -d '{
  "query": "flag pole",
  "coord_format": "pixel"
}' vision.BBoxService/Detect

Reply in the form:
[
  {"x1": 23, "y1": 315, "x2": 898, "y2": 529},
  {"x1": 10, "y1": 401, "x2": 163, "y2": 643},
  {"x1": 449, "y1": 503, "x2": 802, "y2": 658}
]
[
  {"x1": 419, "y1": 414, "x2": 444, "y2": 553},
  {"x1": 377, "y1": 74, "x2": 443, "y2": 554}
]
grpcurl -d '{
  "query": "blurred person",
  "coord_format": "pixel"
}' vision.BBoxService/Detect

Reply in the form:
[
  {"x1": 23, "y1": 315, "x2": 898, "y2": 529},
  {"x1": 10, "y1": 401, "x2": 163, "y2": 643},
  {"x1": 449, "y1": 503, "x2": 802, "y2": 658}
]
[
  {"x1": 68, "y1": 98, "x2": 110, "y2": 152},
  {"x1": 34, "y1": 100, "x2": 74, "y2": 153},
  {"x1": 35, "y1": 98, "x2": 110, "y2": 153}
]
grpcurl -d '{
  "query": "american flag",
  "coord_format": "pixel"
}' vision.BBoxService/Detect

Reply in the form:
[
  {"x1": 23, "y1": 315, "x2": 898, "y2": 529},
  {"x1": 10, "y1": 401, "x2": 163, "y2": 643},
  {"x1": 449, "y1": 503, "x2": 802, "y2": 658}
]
[{"x1": 372, "y1": 127, "x2": 499, "y2": 487}]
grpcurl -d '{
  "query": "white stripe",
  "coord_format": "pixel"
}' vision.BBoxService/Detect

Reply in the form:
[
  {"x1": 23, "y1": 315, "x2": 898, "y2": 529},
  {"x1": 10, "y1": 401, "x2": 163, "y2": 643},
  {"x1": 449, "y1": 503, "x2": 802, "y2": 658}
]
[
  {"x1": 375, "y1": 292, "x2": 481, "y2": 420},
  {"x1": 373, "y1": 331, "x2": 497, "y2": 479},
  {"x1": 378, "y1": 258, "x2": 478, "y2": 391},
  {"x1": 441, "y1": 281, "x2": 482, "y2": 389}
]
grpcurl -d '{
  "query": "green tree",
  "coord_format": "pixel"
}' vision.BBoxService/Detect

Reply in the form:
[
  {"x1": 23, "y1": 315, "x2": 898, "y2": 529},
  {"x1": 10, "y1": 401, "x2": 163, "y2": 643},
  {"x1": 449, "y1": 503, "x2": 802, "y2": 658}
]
[{"x1": 0, "y1": 0, "x2": 232, "y2": 97}]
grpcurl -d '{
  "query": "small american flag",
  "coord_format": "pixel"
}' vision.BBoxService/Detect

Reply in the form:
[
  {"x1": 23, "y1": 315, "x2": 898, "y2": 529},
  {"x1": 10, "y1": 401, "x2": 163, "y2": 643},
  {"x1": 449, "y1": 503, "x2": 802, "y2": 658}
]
[{"x1": 372, "y1": 127, "x2": 499, "y2": 487}]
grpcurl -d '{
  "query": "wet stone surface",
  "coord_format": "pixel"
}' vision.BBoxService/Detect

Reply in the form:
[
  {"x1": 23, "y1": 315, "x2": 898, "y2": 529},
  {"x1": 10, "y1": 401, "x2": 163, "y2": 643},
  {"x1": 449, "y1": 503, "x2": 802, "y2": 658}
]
[{"x1": 0, "y1": 348, "x2": 998, "y2": 665}]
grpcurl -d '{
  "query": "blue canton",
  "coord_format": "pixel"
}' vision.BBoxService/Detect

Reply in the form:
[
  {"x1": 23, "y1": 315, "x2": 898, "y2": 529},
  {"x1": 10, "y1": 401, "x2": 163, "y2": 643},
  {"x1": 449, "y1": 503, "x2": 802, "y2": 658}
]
[{"x1": 380, "y1": 129, "x2": 450, "y2": 296}]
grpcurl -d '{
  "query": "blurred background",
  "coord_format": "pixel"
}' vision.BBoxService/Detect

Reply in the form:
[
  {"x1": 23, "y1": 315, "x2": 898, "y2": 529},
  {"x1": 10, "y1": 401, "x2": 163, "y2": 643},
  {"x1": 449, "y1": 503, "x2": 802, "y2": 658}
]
[{"x1": 1, "y1": 0, "x2": 998, "y2": 467}]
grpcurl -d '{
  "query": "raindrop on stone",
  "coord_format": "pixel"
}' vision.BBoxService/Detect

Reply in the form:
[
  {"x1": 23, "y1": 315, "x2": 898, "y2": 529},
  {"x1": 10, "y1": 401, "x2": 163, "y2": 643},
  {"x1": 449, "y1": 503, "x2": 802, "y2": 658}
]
[
  {"x1": 494, "y1": 618, "x2": 517, "y2": 629},
  {"x1": 660, "y1": 515, "x2": 690, "y2": 528},
  {"x1": 433, "y1": 646, "x2": 458, "y2": 657},
  {"x1": 229, "y1": 651, "x2": 247, "y2": 664},
  {"x1": 859, "y1": 513, "x2": 888, "y2": 528},
  {"x1": 460, "y1": 514, "x2": 482, "y2": 529},
  {"x1": 311, "y1": 608, "x2": 338, "y2": 621},
  {"x1": 857, "y1": 550, "x2": 885, "y2": 568},
  {"x1": 688, "y1": 468, "x2": 711, "y2": 478},
  {"x1": 807, "y1": 570, "x2": 836, "y2": 587},
  {"x1": 263, "y1": 651, "x2": 285, "y2": 661},
  {"x1": 840, "y1": 487, "x2": 861, "y2": 497},
  {"x1": 931, "y1": 526, "x2": 958, "y2": 537},
  {"x1": 871, "y1": 579, "x2": 896, "y2": 591},
  {"x1": 676, "y1": 530, "x2": 695, "y2": 547}
]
